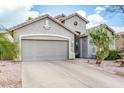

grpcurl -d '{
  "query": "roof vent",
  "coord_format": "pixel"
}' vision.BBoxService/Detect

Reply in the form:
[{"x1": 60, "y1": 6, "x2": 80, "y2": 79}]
[{"x1": 43, "y1": 20, "x2": 51, "y2": 30}]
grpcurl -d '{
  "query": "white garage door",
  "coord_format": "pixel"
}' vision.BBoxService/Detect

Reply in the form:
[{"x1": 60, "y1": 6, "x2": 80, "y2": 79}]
[{"x1": 21, "y1": 39, "x2": 69, "y2": 61}]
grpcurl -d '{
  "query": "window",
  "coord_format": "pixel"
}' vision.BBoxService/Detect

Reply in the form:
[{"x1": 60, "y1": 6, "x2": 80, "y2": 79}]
[{"x1": 74, "y1": 21, "x2": 78, "y2": 26}]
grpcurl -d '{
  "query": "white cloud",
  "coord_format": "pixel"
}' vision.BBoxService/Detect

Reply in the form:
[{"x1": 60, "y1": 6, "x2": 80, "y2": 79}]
[
  {"x1": 86, "y1": 14, "x2": 107, "y2": 29},
  {"x1": 111, "y1": 26, "x2": 124, "y2": 32},
  {"x1": 77, "y1": 10, "x2": 107, "y2": 29},
  {"x1": 0, "y1": 5, "x2": 39, "y2": 28},
  {"x1": 76, "y1": 10, "x2": 87, "y2": 18},
  {"x1": 78, "y1": 6, "x2": 106, "y2": 29},
  {"x1": 86, "y1": 23, "x2": 100, "y2": 29},
  {"x1": 95, "y1": 6, "x2": 105, "y2": 14},
  {"x1": 39, "y1": 12, "x2": 53, "y2": 17},
  {"x1": 88, "y1": 14, "x2": 106, "y2": 24}
]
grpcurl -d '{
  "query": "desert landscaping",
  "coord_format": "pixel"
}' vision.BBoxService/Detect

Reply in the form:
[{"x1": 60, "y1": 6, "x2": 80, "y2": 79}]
[
  {"x1": 77, "y1": 59, "x2": 124, "y2": 77},
  {"x1": 0, "y1": 61, "x2": 21, "y2": 88},
  {"x1": 0, "y1": 59, "x2": 124, "y2": 88}
]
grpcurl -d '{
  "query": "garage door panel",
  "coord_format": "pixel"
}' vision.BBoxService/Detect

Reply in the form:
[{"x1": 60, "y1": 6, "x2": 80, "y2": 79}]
[{"x1": 21, "y1": 40, "x2": 68, "y2": 61}]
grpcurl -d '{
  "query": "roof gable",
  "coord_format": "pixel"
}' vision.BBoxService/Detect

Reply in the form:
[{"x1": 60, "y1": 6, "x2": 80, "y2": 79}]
[
  {"x1": 61, "y1": 13, "x2": 89, "y2": 24},
  {"x1": 86, "y1": 24, "x2": 115, "y2": 33},
  {"x1": 80, "y1": 24, "x2": 115, "y2": 38},
  {"x1": 9, "y1": 14, "x2": 77, "y2": 35}
]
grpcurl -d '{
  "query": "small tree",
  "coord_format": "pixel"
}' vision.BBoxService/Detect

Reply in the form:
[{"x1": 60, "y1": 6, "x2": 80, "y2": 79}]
[
  {"x1": 27, "y1": 17, "x2": 33, "y2": 21},
  {"x1": 88, "y1": 25, "x2": 113, "y2": 65}
]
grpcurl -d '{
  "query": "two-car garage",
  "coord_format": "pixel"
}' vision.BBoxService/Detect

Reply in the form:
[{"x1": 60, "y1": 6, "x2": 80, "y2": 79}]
[{"x1": 21, "y1": 39, "x2": 69, "y2": 61}]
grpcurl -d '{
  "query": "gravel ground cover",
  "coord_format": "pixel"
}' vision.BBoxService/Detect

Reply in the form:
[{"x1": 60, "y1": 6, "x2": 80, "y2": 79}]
[
  {"x1": 77, "y1": 59, "x2": 124, "y2": 77},
  {"x1": 0, "y1": 61, "x2": 21, "y2": 88},
  {"x1": 0, "y1": 59, "x2": 124, "y2": 88}
]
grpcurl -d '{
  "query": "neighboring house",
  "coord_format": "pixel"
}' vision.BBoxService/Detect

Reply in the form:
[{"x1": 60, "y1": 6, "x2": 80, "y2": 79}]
[
  {"x1": 9, "y1": 13, "x2": 115, "y2": 61},
  {"x1": 115, "y1": 32, "x2": 124, "y2": 49}
]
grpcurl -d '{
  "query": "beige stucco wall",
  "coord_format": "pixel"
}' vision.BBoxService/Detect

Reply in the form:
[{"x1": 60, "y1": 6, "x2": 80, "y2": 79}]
[
  {"x1": 64, "y1": 16, "x2": 86, "y2": 34},
  {"x1": 14, "y1": 17, "x2": 75, "y2": 60}
]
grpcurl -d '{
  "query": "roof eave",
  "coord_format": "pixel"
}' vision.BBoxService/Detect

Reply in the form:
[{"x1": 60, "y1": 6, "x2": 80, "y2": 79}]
[
  {"x1": 61, "y1": 13, "x2": 89, "y2": 24},
  {"x1": 9, "y1": 14, "x2": 49, "y2": 31},
  {"x1": 86, "y1": 24, "x2": 115, "y2": 33},
  {"x1": 9, "y1": 14, "x2": 78, "y2": 35},
  {"x1": 75, "y1": 13, "x2": 89, "y2": 24}
]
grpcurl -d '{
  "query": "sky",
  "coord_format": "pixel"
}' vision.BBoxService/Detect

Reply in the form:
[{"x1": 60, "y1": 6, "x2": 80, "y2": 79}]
[{"x1": 0, "y1": 5, "x2": 124, "y2": 32}]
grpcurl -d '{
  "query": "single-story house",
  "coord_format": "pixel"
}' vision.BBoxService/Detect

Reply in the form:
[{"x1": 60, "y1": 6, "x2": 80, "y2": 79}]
[{"x1": 9, "y1": 13, "x2": 115, "y2": 61}]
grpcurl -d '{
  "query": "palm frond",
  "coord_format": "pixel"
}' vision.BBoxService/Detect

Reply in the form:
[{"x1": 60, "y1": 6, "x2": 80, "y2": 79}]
[{"x1": 0, "y1": 31, "x2": 19, "y2": 60}]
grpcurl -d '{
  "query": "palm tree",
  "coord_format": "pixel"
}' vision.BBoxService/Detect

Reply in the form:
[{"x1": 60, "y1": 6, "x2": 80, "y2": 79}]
[
  {"x1": 0, "y1": 30, "x2": 19, "y2": 60},
  {"x1": 88, "y1": 25, "x2": 113, "y2": 65}
]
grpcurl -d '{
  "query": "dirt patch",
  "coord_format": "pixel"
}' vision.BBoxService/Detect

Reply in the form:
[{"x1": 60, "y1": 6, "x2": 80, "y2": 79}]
[{"x1": 0, "y1": 61, "x2": 21, "y2": 88}]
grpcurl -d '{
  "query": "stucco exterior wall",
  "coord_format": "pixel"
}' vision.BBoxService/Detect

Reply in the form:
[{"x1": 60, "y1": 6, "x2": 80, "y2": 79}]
[
  {"x1": 64, "y1": 16, "x2": 86, "y2": 34},
  {"x1": 14, "y1": 18, "x2": 74, "y2": 41},
  {"x1": 14, "y1": 17, "x2": 75, "y2": 60}
]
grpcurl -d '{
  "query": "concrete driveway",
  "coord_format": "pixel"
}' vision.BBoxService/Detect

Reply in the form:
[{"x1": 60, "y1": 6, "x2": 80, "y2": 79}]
[{"x1": 22, "y1": 60, "x2": 124, "y2": 88}]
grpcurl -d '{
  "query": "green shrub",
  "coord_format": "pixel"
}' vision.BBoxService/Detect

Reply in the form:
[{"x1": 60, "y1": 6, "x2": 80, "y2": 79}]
[{"x1": 105, "y1": 50, "x2": 121, "y2": 60}]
